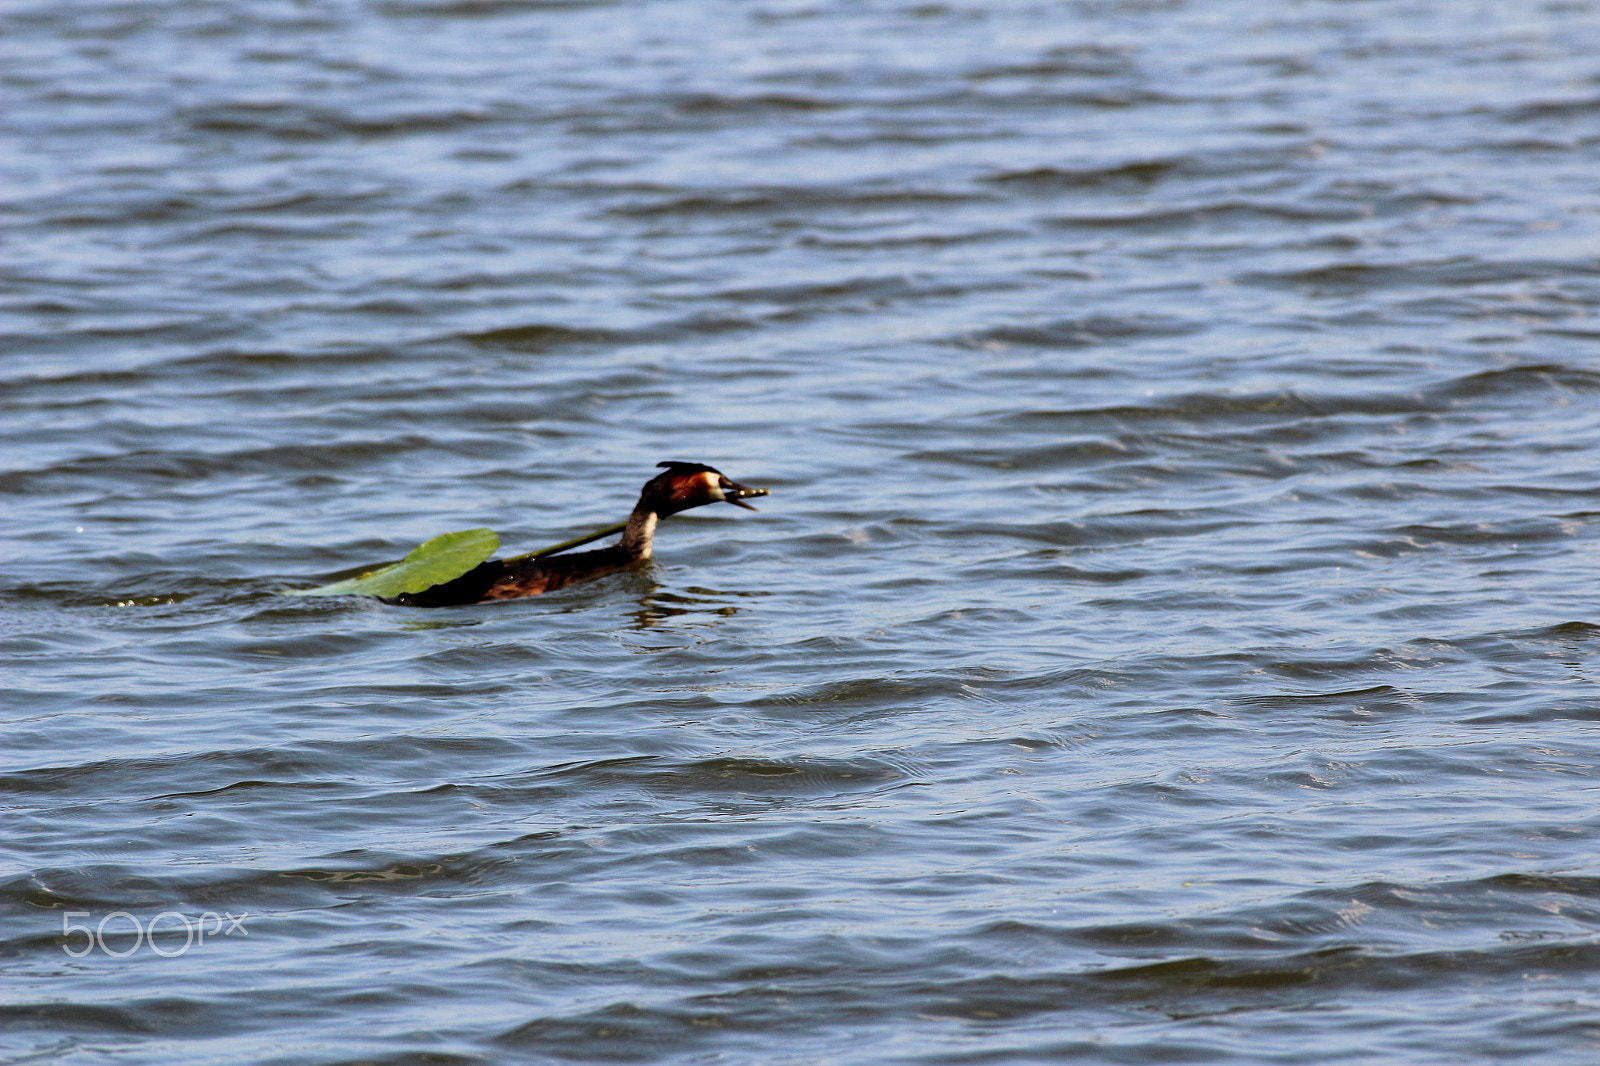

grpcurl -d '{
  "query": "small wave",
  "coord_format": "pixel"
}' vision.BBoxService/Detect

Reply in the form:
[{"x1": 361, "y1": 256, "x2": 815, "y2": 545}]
[
  {"x1": 0, "y1": 435, "x2": 436, "y2": 494},
  {"x1": 1436, "y1": 362, "x2": 1600, "y2": 401},
  {"x1": 179, "y1": 101, "x2": 519, "y2": 140},
  {"x1": 795, "y1": 227, "x2": 1022, "y2": 251},
  {"x1": 481, "y1": 903, "x2": 1600, "y2": 1058},
  {"x1": 985, "y1": 159, "x2": 1177, "y2": 189},
  {"x1": 958, "y1": 313, "x2": 1203, "y2": 349},
  {"x1": 1231, "y1": 683, "x2": 1410, "y2": 712},
  {"x1": 451, "y1": 313, "x2": 756, "y2": 350},
  {"x1": 1241, "y1": 256, "x2": 1600, "y2": 293},
  {"x1": 1386, "y1": 518, "x2": 1574, "y2": 547},
  {"x1": 608, "y1": 186, "x2": 989, "y2": 218},
  {"x1": 965, "y1": 46, "x2": 1136, "y2": 81},
  {"x1": 709, "y1": 274, "x2": 1005, "y2": 312},
  {"x1": 966, "y1": 364, "x2": 1600, "y2": 441},
  {"x1": 1505, "y1": 95, "x2": 1600, "y2": 121},
  {"x1": 1000, "y1": 387, "x2": 1430, "y2": 427},
  {"x1": 664, "y1": 91, "x2": 844, "y2": 115},
  {"x1": 0, "y1": 1002, "x2": 157, "y2": 1037},
  {"x1": 519, "y1": 752, "x2": 919, "y2": 800},
  {"x1": 379, "y1": 0, "x2": 610, "y2": 15},
  {"x1": 454, "y1": 322, "x2": 633, "y2": 350},
  {"x1": 1043, "y1": 198, "x2": 1366, "y2": 228}
]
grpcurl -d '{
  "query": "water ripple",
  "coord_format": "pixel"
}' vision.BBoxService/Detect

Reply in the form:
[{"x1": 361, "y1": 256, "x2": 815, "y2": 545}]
[{"x1": 7, "y1": 0, "x2": 1600, "y2": 1063}]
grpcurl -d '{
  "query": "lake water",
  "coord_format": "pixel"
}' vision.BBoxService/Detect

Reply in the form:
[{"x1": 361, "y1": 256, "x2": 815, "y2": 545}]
[{"x1": 7, "y1": 0, "x2": 1600, "y2": 1062}]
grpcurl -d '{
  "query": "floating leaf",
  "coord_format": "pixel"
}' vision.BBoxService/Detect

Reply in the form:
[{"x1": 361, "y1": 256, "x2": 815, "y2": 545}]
[{"x1": 283, "y1": 528, "x2": 499, "y2": 598}]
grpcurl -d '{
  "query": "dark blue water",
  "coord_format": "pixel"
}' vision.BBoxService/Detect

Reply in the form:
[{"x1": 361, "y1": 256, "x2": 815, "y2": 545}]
[{"x1": 7, "y1": 1, "x2": 1600, "y2": 1062}]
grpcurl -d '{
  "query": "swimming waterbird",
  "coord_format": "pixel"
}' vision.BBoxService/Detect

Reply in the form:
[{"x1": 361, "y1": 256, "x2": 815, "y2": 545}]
[{"x1": 389, "y1": 461, "x2": 766, "y2": 606}]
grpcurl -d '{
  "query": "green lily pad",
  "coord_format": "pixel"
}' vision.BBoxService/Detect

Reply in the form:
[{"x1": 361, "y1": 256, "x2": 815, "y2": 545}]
[{"x1": 284, "y1": 528, "x2": 499, "y2": 598}]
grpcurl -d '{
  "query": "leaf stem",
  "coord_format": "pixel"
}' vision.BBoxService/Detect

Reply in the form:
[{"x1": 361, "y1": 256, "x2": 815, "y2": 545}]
[{"x1": 502, "y1": 520, "x2": 630, "y2": 563}]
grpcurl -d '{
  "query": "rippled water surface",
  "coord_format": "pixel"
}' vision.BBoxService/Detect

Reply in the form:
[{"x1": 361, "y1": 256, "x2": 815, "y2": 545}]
[{"x1": 8, "y1": 0, "x2": 1600, "y2": 1062}]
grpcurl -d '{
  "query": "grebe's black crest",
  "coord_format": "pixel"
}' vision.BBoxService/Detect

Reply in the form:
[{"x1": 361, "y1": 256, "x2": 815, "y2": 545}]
[{"x1": 657, "y1": 460, "x2": 722, "y2": 474}]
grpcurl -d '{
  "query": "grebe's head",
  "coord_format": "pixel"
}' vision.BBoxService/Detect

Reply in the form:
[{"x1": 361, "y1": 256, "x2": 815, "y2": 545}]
[{"x1": 644, "y1": 461, "x2": 767, "y2": 517}]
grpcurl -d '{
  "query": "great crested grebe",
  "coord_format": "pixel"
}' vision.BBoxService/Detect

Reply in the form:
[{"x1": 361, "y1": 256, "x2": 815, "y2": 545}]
[{"x1": 389, "y1": 461, "x2": 765, "y2": 607}]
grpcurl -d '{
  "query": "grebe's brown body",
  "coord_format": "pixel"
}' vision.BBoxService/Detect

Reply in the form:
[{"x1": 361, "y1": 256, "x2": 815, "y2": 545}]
[{"x1": 390, "y1": 462, "x2": 762, "y2": 607}]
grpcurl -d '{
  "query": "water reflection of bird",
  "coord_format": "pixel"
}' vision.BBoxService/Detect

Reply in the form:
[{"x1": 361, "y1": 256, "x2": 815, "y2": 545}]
[{"x1": 390, "y1": 462, "x2": 765, "y2": 607}]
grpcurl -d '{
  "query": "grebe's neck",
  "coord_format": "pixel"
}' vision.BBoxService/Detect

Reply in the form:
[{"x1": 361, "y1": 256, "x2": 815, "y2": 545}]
[{"x1": 619, "y1": 504, "x2": 660, "y2": 559}]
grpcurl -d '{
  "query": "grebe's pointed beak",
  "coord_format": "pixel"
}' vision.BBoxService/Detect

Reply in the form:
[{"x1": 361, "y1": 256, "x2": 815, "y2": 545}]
[{"x1": 724, "y1": 482, "x2": 769, "y2": 511}]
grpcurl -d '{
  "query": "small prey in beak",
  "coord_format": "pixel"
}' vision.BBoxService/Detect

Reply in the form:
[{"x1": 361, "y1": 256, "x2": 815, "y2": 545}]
[{"x1": 724, "y1": 484, "x2": 769, "y2": 510}]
